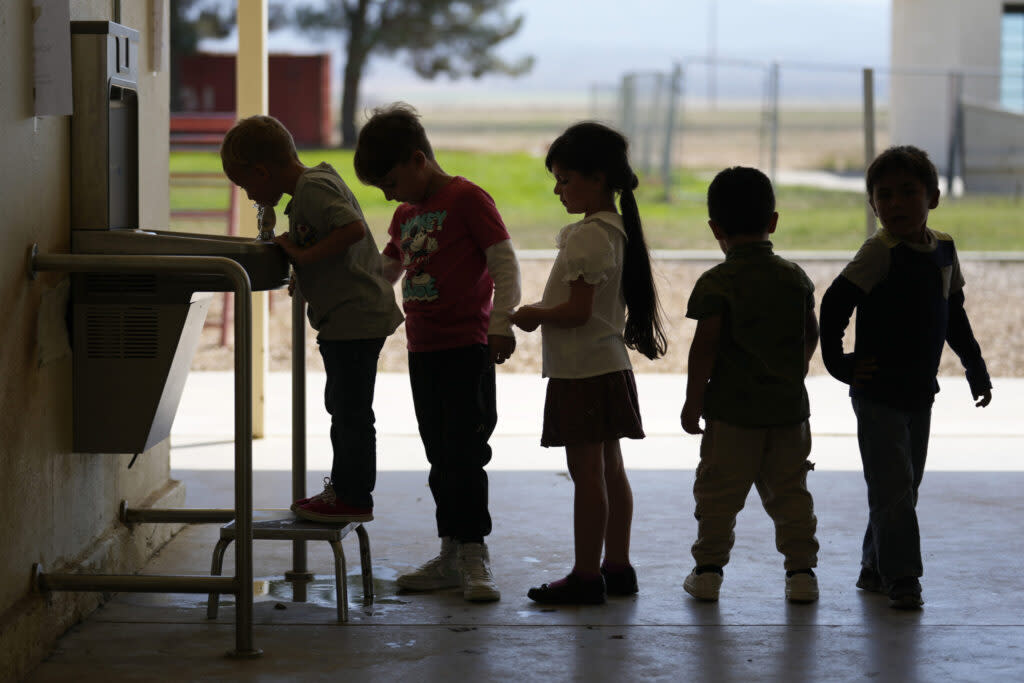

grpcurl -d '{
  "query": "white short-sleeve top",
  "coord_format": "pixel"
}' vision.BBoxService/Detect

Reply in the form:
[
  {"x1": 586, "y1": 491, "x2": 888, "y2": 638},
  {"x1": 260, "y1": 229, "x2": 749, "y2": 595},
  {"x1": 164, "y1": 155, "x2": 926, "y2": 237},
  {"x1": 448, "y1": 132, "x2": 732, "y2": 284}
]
[{"x1": 539, "y1": 211, "x2": 631, "y2": 378}]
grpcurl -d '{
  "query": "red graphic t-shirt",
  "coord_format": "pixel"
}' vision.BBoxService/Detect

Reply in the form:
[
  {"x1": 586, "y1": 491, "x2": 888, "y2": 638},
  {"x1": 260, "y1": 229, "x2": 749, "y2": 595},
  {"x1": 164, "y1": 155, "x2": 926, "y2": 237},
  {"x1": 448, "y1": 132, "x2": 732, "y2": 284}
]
[{"x1": 383, "y1": 177, "x2": 510, "y2": 352}]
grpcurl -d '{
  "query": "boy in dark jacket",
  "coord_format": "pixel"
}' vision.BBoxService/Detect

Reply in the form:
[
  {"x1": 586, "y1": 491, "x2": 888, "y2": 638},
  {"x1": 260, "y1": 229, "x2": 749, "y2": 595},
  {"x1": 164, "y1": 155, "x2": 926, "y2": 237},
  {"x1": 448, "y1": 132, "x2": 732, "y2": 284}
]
[{"x1": 820, "y1": 145, "x2": 992, "y2": 609}]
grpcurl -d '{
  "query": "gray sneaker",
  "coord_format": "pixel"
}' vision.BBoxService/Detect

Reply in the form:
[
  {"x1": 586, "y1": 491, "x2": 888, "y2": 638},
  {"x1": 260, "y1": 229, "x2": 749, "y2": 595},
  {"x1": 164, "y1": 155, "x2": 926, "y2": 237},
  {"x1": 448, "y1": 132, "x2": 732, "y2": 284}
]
[
  {"x1": 785, "y1": 570, "x2": 820, "y2": 603},
  {"x1": 396, "y1": 538, "x2": 461, "y2": 591},
  {"x1": 458, "y1": 542, "x2": 501, "y2": 602},
  {"x1": 683, "y1": 567, "x2": 723, "y2": 601}
]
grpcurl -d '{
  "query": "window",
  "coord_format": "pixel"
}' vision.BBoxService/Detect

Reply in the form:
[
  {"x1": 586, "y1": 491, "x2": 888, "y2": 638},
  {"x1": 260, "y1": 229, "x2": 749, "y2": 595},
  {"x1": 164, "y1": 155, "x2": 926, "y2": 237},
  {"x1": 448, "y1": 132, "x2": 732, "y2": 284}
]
[{"x1": 1002, "y1": 4, "x2": 1024, "y2": 111}]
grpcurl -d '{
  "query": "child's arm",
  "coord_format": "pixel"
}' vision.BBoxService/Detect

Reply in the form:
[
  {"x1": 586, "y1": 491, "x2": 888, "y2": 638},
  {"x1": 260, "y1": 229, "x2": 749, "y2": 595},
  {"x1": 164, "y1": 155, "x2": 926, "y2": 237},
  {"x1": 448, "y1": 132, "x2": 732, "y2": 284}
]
[
  {"x1": 946, "y1": 288, "x2": 993, "y2": 407},
  {"x1": 819, "y1": 275, "x2": 862, "y2": 384},
  {"x1": 379, "y1": 254, "x2": 403, "y2": 284},
  {"x1": 680, "y1": 314, "x2": 722, "y2": 435},
  {"x1": 510, "y1": 278, "x2": 595, "y2": 332},
  {"x1": 486, "y1": 239, "x2": 522, "y2": 364},
  {"x1": 804, "y1": 307, "x2": 820, "y2": 377},
  {"x1": 274, "y1": 220, "x2": 365, "y2": 267}
]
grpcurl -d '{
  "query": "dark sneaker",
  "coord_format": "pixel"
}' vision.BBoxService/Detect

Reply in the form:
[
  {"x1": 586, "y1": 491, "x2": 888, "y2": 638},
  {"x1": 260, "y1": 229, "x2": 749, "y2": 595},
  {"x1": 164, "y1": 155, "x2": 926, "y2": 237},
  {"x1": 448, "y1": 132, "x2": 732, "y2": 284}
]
[
  {"x1": 528, "y1": 572, "x2": 606, "y2": 605},
  {"x1": 601, "y1": 564, "x2": 639, "y2": 596},
  {"x1": 888, "y1": 577, "x2": 924, "y2": 610},
  {"x1": 292, "y1": 485, "x2": 372, "y2": 524},
  {"x1": 856, "y1": 566, "x2": 886, "y2": 594}
]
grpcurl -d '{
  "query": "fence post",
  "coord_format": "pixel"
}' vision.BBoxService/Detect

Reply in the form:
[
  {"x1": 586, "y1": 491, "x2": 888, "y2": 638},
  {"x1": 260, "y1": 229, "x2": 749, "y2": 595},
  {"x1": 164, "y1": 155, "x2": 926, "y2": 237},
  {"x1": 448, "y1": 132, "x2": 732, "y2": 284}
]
[
  {"x1": 862, "y1": 67, "x2": 876, "y2": 237},
  {"x1": 661, "y1": 64, "x2": 683, "y2": 201},
  {"x1": 620, "y1": 73, "x2": 637, "y2": 143},
  {"x1": 946, "y1": 71, "x2": 964, "y2": 199},
  {"x1": 639, "y1": 73, "x2": 663, "y2": 176},
  {"x1": 768, "y1": 62, "x2": 780, "y2": 186}
]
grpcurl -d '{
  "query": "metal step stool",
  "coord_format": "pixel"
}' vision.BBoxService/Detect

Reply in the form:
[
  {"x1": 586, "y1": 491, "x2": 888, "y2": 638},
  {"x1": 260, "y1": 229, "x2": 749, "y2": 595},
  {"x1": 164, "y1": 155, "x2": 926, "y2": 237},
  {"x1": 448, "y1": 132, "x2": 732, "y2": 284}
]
[{"x1": 208, "y1": 509, "x2": 373, "y2": 622}]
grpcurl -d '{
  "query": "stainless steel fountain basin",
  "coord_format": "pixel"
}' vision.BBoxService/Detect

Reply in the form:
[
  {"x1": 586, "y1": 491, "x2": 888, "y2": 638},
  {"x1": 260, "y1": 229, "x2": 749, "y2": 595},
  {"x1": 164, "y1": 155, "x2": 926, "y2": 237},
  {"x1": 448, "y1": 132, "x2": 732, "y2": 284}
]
[{"x1": 72, "y1": 229, "x2": 289, "y2": 291}]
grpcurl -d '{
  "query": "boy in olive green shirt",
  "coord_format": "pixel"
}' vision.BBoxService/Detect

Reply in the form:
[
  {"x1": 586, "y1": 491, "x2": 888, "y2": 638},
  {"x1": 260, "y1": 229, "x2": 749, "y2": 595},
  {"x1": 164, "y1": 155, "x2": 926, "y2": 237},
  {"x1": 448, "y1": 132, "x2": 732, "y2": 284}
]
[
  {"x1": 680, "y1": 167, "x2": 820, "y2": 604},
  {"x1": 221, "y1": 115, "x2": 403, "y2": 524}
]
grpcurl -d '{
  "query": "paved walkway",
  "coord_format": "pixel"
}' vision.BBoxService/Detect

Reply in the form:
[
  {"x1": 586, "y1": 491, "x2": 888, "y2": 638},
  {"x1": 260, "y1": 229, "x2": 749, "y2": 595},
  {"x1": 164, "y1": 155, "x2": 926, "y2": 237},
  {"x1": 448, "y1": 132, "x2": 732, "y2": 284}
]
[
  {"x1": 24, "y1": 372, "x2": 1024, "y2": 681},
  {"x1": 172, "y1": 372, "x2": 1024, "y2": 474}
]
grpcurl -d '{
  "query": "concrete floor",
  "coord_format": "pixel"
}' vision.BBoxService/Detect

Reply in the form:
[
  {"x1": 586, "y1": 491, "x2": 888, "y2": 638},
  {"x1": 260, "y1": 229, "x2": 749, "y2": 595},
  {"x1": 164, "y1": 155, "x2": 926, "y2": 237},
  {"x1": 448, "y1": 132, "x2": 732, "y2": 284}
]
[{"x1": 25, "y1": 374, "x2": 1024, "y2": 682}]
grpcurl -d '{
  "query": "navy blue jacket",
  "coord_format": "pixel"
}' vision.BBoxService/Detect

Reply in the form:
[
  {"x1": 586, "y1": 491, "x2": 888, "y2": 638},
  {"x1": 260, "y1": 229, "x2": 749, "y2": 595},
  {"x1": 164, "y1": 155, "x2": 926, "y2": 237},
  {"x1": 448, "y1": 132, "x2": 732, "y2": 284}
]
[{"x1": 820, "y1": 229, "x2": 990, "y2": 409}]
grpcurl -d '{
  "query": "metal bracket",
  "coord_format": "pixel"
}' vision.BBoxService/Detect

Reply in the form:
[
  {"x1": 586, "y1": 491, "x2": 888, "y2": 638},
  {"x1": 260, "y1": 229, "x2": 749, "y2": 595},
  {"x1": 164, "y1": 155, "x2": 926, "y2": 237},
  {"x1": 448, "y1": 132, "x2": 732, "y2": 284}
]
[
  {"x1": 31, "y1": 562, "x2": 46, "y2": 593},
  {"x1": 28, "y1": 244, "x2": 39, "y2": 280}
]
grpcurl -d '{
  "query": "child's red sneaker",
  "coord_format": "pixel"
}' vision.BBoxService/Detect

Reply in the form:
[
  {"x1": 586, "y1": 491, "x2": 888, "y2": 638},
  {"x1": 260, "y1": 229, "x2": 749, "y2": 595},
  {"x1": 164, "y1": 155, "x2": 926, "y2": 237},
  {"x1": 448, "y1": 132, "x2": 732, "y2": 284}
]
[{"x1": 292, "y1": 485, "x2": 373, "y2": 524}]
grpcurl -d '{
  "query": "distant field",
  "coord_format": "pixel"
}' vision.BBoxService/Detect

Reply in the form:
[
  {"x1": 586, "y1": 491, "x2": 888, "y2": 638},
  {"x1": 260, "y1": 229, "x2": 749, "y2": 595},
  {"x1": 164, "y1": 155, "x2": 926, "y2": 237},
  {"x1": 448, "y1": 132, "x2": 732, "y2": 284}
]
[{"x1": 171, "y1": 146, "x2": 1024, "y2": 251}]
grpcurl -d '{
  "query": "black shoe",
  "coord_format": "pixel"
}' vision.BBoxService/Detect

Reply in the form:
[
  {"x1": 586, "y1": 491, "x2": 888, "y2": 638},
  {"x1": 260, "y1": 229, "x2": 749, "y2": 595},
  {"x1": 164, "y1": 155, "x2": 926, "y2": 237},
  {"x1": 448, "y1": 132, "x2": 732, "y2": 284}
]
[
  {"x1": 601, "y1": 564, "x2": 638, "y2": 596},
  {"x1": 856, "y1": 566, "x2": 886, "y2": 594},
  {"x1": 888, "y1": 577, "x2": 924, "y2": 610},
  {"x1": 528, "y1": 572, "x2": 606, "y2": 605}
]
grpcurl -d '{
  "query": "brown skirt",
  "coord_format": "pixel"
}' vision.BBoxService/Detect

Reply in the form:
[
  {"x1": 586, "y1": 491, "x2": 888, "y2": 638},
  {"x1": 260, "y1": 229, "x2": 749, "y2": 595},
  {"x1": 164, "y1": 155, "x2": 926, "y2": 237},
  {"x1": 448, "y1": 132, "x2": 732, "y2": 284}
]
[{"x1": 541, "y1": 370, "x2": 646, "y2": 448}]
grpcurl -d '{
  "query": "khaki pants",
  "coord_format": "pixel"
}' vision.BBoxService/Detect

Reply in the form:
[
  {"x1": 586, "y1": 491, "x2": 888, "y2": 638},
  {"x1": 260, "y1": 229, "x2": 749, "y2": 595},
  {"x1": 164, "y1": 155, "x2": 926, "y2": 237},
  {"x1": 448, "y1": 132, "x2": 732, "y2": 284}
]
[{"x1": 691, "y1": 419, "x2": 818, "y2": 571}]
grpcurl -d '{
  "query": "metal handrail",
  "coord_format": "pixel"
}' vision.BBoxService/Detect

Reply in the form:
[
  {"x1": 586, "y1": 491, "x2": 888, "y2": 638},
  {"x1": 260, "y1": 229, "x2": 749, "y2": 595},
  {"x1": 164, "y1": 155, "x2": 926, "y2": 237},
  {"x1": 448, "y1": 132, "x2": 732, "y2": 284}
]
[{"x1": 27, "y1": 247, "x2": 259, "y2": 658}]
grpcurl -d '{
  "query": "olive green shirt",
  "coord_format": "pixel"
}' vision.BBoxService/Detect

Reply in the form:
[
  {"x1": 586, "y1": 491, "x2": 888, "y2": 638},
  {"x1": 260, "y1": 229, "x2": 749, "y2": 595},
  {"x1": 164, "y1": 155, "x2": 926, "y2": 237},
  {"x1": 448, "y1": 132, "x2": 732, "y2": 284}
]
[
  {"x1": 284, "y1": 163, "x2": 403, "y2": 341},
  {"x1": 686, "y1": 241, "x2": 814, "y2": 427}
]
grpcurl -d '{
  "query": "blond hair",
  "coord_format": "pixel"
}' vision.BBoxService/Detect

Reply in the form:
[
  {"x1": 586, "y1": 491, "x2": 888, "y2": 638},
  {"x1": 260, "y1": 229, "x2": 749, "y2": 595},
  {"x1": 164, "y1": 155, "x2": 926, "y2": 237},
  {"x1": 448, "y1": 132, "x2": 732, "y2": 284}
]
[{"x1": 220, "y1": 115, "x2": 298, "y2": 173}]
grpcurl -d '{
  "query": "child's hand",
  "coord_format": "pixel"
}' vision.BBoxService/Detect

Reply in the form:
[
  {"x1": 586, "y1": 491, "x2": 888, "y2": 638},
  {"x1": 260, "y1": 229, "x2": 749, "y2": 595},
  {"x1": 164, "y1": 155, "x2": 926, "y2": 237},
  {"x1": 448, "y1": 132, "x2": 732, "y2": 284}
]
[
  {"x1": 273, "y1": 233, "x2": 297, "y2": 261},
  {"x1": 851, "y1": 355, "x2": 877, "y2": 388},
  {"x1": 489, "y1": 334, "x2": 516, "y2": 365},
  {"x1": 510, "y1": 305, "x2": 542, "y2": 332},
  {"x1": 287, "y1": 273, "x2": 296, "y2": 297},
  {"x1": 974, "y1": 388, "x2": 992, "y2": 407},
  {"x1": 680, "y1": 400, "x2": 704, "y2": 435}
]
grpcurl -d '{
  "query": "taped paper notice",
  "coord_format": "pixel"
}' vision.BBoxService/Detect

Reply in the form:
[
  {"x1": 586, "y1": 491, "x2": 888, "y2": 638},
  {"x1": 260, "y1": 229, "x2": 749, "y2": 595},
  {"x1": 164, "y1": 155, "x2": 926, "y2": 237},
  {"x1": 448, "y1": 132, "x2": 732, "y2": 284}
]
[{"x1": 33, "y1": 0, "x2": 73, "y2": 116}]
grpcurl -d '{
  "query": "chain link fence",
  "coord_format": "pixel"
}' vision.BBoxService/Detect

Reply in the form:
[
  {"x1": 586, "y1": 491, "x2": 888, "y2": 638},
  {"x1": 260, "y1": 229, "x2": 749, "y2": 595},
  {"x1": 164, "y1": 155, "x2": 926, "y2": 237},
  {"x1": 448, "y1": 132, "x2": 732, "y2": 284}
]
[{"x1": 592, "y1": 58, "x2": 1024, "y2": 203}]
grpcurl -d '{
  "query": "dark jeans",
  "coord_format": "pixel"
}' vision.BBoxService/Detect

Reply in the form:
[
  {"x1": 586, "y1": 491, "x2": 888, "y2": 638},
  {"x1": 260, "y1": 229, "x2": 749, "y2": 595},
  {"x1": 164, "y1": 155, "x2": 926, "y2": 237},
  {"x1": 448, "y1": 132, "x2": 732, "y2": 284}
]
[
  {"x1": 408, "y1": 344, "x2": 496, "y2": 543},
  {"x1": 319, "y1": 337, "x2": 385, "y2": 509},
  {"x1": 852, "y1": 396, "x2": 932, "y2": 582}
]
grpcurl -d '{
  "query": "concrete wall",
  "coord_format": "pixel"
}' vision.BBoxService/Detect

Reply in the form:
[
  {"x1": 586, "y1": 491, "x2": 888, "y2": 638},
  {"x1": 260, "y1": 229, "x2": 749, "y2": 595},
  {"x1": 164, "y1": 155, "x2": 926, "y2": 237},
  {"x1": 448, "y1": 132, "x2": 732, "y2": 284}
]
[
  {"x1": 890, "y1": 0, "x2": 1004, "y2": 171},
  {"x1": 962, "y1": 99, "x2": 1024, "y2": 193},
  {"x1": 0, "y1": 2, "x2": 183, "y2": 680}
]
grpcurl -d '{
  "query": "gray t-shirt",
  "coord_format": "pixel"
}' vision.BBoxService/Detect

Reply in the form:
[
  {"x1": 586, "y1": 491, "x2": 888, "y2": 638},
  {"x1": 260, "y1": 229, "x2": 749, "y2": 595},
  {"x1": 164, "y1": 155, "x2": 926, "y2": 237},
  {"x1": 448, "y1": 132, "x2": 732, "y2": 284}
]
[{"x1": 284, "y1": 163, "x2": 403, "y2": 340}]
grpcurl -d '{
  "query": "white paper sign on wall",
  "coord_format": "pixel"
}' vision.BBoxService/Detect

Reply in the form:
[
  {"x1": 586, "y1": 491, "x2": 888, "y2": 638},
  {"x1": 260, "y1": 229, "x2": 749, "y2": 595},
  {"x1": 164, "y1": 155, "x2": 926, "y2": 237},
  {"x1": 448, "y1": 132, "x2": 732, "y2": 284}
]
[{"x1": 32, "y1": 0, "x2": 73, "y2": 116}]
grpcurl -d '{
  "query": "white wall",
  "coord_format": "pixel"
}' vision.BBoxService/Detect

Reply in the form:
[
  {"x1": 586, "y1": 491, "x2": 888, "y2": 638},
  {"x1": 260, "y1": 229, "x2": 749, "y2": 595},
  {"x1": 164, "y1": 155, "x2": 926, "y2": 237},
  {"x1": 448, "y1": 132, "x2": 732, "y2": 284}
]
[
  {"x1": 0, "y1": 2, "x2": 181, "y2": 680},
  {"x1": 890, "y1": 0, "x2": 1004, "y2": 171}
]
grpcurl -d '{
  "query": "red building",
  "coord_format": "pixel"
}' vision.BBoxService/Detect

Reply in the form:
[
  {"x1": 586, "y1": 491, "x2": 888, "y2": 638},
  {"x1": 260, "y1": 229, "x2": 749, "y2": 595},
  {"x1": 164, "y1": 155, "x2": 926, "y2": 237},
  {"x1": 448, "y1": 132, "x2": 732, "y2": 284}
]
[{"x1": 175, "y1": 52, "x2": 333, "y2": 147}]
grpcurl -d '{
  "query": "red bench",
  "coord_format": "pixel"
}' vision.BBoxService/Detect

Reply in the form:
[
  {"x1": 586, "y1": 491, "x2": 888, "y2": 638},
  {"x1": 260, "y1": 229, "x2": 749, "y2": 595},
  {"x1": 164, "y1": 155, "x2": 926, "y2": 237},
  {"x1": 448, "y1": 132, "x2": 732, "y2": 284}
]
[{"x1": 170, "y1": 112, "x2": 236, "y2": 149}]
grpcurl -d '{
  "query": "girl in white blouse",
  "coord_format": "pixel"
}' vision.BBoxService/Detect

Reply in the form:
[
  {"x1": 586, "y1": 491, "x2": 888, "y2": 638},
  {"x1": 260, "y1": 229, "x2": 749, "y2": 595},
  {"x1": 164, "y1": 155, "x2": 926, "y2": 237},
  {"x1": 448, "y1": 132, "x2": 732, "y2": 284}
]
[{"x1": 510, "y1": 122, "x2": 667, "y2": 604}]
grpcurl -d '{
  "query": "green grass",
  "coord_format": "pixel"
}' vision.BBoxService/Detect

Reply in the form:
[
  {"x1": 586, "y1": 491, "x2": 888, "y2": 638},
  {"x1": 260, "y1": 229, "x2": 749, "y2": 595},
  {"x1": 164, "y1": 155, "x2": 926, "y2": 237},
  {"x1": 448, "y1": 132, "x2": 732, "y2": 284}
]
[{"x1": 170, "y1": 149, "x2": 1024, "y2": 251}]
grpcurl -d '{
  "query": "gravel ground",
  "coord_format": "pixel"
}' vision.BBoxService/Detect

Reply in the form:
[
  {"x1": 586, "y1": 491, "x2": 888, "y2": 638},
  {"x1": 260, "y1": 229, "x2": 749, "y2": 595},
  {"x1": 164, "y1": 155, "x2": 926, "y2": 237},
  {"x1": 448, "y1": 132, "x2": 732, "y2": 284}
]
[{"x1": 191, "y1": 257, "x2": 1024, "y2": 379}]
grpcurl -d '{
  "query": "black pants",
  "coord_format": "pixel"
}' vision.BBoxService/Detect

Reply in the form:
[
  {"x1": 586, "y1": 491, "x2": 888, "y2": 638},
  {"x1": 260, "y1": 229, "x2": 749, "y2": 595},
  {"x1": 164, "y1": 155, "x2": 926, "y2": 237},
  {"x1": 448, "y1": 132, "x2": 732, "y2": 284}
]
[
  {"x1": 319, "y1": 337, "x2": 385, "y2": 509},
  {"x1": 408, "y1": 344, "x2": 496, "y2": 542}
]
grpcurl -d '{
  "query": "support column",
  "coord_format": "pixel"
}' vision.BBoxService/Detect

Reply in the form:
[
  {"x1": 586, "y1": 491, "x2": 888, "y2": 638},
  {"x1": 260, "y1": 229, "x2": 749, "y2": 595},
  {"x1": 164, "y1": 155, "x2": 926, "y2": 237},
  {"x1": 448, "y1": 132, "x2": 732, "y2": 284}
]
[{"x1": 236, "y1": 0, "x2": 269, "y2": 438}]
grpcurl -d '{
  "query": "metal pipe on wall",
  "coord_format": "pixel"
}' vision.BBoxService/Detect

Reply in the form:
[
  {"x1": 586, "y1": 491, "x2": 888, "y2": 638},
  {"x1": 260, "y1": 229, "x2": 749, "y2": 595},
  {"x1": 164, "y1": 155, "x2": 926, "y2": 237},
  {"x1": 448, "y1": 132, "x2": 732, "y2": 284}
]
[{"x1": 289, "y1": 287, "x2": 311, "y2": 601}]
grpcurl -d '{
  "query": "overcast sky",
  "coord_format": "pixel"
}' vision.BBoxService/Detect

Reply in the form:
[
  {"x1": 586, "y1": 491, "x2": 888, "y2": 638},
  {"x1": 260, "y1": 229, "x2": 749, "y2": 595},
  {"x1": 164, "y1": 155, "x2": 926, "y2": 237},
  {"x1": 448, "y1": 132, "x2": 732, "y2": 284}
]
[{"x1": 204, "y1": 0, "x2": 891, "y2": 103}]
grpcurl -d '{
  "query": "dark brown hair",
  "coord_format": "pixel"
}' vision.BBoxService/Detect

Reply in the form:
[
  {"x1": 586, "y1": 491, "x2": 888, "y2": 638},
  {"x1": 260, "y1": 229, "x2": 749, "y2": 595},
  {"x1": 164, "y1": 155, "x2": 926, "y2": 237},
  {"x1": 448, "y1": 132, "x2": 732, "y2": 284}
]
[
  {"x1": 353, "y1": 102, "x2": 435, "y2": 185},
  {"x1": 546, "y1": 122, "x2": 667, "y2": 360},
  {"x1": 866, "y1": 145, "x2": 939, "y2": 199}
]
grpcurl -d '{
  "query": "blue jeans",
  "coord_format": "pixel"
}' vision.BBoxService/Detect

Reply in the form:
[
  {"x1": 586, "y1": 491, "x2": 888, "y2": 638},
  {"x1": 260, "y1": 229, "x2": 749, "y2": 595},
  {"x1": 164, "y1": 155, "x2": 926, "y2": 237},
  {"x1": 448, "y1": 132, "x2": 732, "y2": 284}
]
[
  {"x1": 319, "y1": 337, "x2": 385, "y2": 509},
  {"x1": 408, "y1": 344, "x2": 496, "y2": 543},
  {"x1": 851, "y1": 396, "x2": 932, "y2": 582}
]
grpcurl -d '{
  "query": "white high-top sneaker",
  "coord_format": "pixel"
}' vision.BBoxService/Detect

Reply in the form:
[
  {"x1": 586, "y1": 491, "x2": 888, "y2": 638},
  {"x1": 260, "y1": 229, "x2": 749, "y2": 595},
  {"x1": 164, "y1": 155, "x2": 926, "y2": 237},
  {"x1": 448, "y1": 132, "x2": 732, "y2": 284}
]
[
  {"x1": 396, "y1": 537, "x2": 461, "y2": 591},
  {"x1": 458, "y1": 542, "x2": 501, "y2": 602}
]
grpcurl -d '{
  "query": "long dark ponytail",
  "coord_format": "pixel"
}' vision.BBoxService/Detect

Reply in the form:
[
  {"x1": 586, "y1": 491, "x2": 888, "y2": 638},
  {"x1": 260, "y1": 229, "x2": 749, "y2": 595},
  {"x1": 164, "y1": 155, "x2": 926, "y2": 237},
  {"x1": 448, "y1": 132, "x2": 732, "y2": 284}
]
[{"x1": 546, "y1": 122, "x2": 667, "y2": 360}]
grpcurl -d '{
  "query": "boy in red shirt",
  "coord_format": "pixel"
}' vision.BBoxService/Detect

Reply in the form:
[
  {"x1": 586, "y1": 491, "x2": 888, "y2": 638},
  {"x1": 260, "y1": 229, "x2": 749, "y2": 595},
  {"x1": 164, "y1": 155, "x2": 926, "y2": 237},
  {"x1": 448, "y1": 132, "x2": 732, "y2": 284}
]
[{"x1": 354, "y1": 103, "x2": 521, "y2": 602}]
